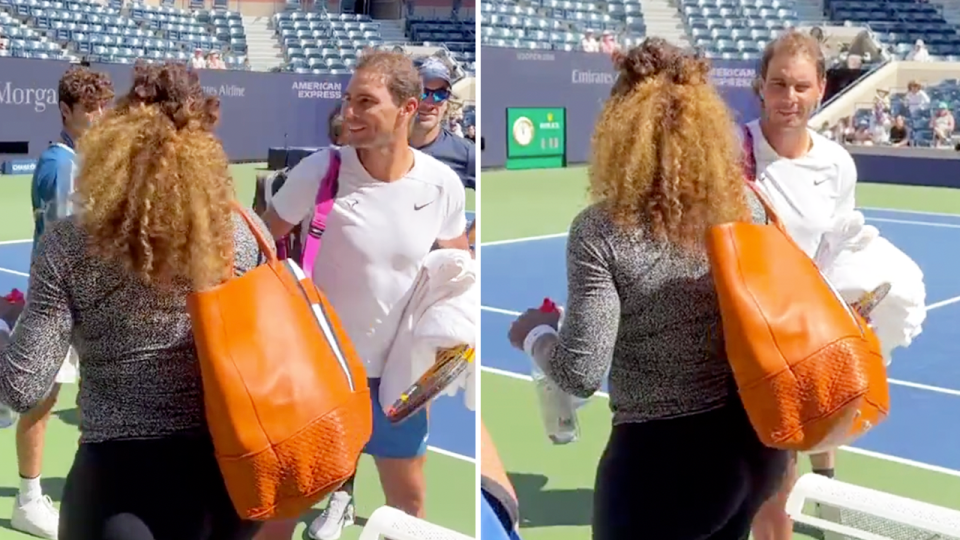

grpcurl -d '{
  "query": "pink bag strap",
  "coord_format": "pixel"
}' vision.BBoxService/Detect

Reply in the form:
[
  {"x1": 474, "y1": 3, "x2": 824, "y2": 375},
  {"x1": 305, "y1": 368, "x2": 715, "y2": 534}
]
[{"x1": 301, "y1": 148, "x2": 341, "y2": 272}]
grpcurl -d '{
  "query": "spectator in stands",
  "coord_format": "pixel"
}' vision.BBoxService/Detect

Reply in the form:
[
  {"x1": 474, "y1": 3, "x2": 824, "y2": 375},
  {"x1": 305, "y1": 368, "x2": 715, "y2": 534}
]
[
  {"x1": 852, "y1": 120, "x2": 872, "y2": 145},
  {"x1": 870, "y1": 100, "x2": 892, "y2": 145},
  {"x1": 508, "y1": 37, "x2": 788, "y2": 540},
  {"x1": 2, "y1": 61, "x2": 265, "y2": 540},
  {"x1": 832, "y1": 116, "x2": 854, "y2": 144},
  {"x1": 600, "y1": 30, "x2": 618, "y2": 55},
  {"x1": 207, "y1": 51, "x2": 226, "y2": 70},
  {"x1": 409, "y1": 56, "x2": 476, "y2": 190},
  {"x1": 12, "y1": 65, "x2": 114, "y2": 540},
  {"x1": 889, "y1": 115, "x2": 911, "y2": 147},
  {"x1": 930, "y1": 101, "x2": 955, "y2": 146},
  {"x1": 905, "y1": 81, "x2": 931, "y2": 115},
  {"x1": 465, "y1": 124, "x2": 476, "y2": 142},
  {"x1": 907, "y1": 39, "x2": 931, "y2": 62},
  {"x1": 818, "y1": 121, "x2": 833, "y2": 139},
  {"x1": 190, "y1": 48, "x2": 206, "y2": 69},
  {"x1": 582, "y1": 30, "x2": 599, "y2": 52}
]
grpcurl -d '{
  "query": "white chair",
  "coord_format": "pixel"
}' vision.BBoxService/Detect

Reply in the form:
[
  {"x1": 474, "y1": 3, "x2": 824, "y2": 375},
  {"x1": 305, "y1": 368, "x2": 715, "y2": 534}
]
[
  {"x1": 358, "y1": 505, "x2": 475, "y2": 540},
  {"x1": 786, "y1": 472, "x2": 960, "y2": 540}
]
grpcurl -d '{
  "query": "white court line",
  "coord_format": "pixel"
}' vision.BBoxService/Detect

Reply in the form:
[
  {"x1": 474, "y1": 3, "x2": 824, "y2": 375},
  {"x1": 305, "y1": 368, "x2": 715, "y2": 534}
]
[
  {"x1": 427, "y1": 446, "x2": 475, "y2": 464},
  {"x1": 480, "y1": 232, "x2": 567, "y2": 247},
  {"x1": 480, "y1": 365, "x2": 960, "y2": 479},
  {"x1": 481, "y1": 305, "x2": 960, "y2": 396},
  {"x1": 861, "y1": 206, "x2": 960, "y2": 219},
  {"x1": 480, "y1": 216, "x2": 960, "y2": 247},
  {"x1": 870, "y1": 217, "x2": 960, "y2": 229},
  {"x1": 0, "y1": 239, "x2": 31, "y2": 246},
  {"x1": 927, "y1": 295, "x2": 960, "y2": 311},
  {"x1": 0, "y1": 268, "x2": 27, "y2": 278}
]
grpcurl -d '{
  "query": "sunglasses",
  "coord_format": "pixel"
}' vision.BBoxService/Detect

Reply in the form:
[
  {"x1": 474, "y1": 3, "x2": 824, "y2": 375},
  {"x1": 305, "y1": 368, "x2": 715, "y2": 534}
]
[{"x1": 422, "y1": 87, "x2": 451, "y2": 103}]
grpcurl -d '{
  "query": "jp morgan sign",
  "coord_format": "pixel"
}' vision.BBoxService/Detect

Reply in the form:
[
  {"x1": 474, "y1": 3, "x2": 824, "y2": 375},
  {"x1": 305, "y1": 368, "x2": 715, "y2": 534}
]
[{"x1": 0, "y1": 82, "x2": 57, "y2": 113}]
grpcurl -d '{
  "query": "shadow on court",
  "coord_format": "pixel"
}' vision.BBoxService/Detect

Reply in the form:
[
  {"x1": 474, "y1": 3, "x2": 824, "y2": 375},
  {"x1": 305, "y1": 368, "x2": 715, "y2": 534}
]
[
  {"x1": 0, "y1": 477, "x2": 65, "y2": 507},
  {"x1": 508, "y1": 472, "x2": 593, "y2": 528},
  {"x1": 54, "y1": 408, "x2": 80, "y2": 428}
]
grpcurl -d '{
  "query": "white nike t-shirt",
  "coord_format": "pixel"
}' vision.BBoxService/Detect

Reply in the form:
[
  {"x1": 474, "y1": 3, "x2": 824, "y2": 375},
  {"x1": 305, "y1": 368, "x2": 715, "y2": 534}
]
[
  {"x1": 745, "y1": 120, "x2": 858, "y2": 258},
  {"x1": 271, "y1": 146, "x2": 467, "y2": 377}
]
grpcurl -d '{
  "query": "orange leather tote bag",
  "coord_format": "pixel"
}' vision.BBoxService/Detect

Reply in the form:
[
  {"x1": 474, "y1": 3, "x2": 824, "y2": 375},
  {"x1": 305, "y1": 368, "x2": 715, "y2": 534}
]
[
  {"x1": 704, "y1": 127, "x2": 890, "y2": 453},
  {"x1": 187, "y1": 204, "x2": 372, "y2": 520}
]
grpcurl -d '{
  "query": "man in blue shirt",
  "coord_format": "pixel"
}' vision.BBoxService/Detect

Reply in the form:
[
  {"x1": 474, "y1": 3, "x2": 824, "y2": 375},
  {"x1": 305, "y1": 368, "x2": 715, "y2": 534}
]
[
  {"x1": 14, "y1": 65, "x2": 113, "y2": 540},
  {"x1": 411, "y1": 56, "x2": 477, "y2": 248},
  {"x1": 410, "y1": 56, "x2": 476, "y2": 192}
]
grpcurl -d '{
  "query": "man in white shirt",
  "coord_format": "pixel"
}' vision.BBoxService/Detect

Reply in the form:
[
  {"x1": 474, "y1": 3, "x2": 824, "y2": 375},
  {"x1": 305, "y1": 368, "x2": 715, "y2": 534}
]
[
  {"x1": 747, "y1": 30, "x2": 858, "y2": 540},
  {"x1": 259, "y1": 50, "x2": 469, "y2": 539},
  {"x1": 581, "y1": 30, "x2": 599, "y2": 52}
]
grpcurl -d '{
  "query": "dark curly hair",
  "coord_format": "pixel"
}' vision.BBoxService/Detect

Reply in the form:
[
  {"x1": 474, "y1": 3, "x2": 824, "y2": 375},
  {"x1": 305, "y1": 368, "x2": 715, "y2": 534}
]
[
  {"x1": 328, "y1": 103, "x2": 344, "y2": 144},
  {"x1": 75, "y1": 61, "x2": 235, "y2": 290},
  {"x1": 590, "y1": 38, "x2": 750, "y2": 249},
  {"x1": 57, "y1": 66, "x2": 114, "y2": 123}
]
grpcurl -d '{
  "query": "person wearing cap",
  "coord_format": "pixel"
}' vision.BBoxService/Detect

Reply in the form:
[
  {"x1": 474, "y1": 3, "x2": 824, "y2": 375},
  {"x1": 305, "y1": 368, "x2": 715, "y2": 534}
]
[
  {"x1": 206, "y1": 50, "x2": 226, "y2": 70},
  {"x1": 189, "y1": 48, "x2": 206, "y2": 69},
  {"x1": 600, "y1": 30, "x2": 619, "y2": 55},
  {"x1": 581, "y1": 30, "x2": 599, "y2": 52},
  {"x1": 907, "y1": 39, "x2": 930, "y2": 61},
  {"x1": 929, "y1": 101, "x2": 954, "y2": 146},
  {"x1": 410, "y1": 56, "x2": 476, "y2": 191}
]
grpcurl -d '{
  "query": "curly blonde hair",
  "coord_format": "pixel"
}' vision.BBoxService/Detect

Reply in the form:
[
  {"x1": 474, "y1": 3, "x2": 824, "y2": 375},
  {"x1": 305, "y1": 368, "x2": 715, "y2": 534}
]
[
  {"x1": 590, "y1": 38, "x2": 751, "y2": 249},
  {"x1": 75, "y1": 61, "x2": 235, "y2": 290}
]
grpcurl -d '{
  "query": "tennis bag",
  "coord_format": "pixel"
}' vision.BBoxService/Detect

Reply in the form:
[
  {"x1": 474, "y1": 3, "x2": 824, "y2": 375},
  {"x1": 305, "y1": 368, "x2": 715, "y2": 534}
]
[
  {"x1": 705, "y1": 127, "x2": 890, "y2": 453},
  {"x1": 252, "y1": 149, "x2": 342, "y2": 269},
  {"x1": 187, "y1": 204, "x2": 371, "y2": 520}
]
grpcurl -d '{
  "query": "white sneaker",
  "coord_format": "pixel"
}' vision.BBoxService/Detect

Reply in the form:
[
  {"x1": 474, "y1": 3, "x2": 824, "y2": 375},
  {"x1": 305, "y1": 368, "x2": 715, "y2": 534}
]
[
  {"x1": 308, "y1": 492, "x2": 355, "y2": 540},
  {"x1": 11, "y1": 494, "x2": 59, "y2": 539}
]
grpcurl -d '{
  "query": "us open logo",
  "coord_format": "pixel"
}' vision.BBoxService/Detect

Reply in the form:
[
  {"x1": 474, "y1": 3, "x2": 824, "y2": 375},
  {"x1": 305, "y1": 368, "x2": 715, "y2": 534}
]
[{"x1": 512, "y1": 116, "x2": 535, "y2": 146}]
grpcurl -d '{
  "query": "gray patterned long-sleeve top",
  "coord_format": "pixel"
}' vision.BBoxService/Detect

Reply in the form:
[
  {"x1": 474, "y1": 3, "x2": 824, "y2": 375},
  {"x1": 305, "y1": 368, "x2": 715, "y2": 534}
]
[
  {"x1": 531, "y1": 195, "x2": 766, "y2": 426},
  {"x1": 0, "y1": 210, "x2": 269, "y2": 443}
]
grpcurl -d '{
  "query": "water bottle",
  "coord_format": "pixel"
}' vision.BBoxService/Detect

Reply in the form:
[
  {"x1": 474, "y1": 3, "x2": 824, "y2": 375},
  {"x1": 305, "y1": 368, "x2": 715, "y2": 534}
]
[
  {"x1": 531, "y1": 362, "x2": 581, "y2": 445},
  {"x1": 0, "y1": 405, "x2": 18, "y2": 429},
  {"x1": 530, "y1": 298, "x2": 581, "y2": 445}
]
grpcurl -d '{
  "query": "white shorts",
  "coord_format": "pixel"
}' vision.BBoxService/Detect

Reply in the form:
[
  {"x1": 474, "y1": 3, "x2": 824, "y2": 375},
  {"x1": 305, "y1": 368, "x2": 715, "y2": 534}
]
[{"x1": 55, "y1": 347, "x2": 79, "y2": 384}]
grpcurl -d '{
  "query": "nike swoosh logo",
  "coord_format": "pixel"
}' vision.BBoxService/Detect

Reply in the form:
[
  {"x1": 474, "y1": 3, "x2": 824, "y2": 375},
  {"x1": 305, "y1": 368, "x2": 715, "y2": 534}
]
[
  {"x1": 814, "y1": 179, "x2": 829, "y2": 185},
  {"x1": 414, "y1": 201, "x2": 435, "y2": 211}
]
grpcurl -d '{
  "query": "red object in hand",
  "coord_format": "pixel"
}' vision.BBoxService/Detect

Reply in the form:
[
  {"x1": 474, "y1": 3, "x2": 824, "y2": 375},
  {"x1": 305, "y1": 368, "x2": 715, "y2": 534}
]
[
  {"x1": 539, "y1": 298, "x2": 558, "y2": 313},
  {"x1": 3, "y1": 289, "x2": 24, "y2": 305}
]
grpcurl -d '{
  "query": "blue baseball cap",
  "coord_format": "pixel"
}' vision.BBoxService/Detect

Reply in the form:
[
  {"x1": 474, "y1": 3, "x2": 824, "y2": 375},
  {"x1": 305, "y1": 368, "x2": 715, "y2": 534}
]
[{"x1": 418, "y1": 57, "x2": 452, "y2": 86}]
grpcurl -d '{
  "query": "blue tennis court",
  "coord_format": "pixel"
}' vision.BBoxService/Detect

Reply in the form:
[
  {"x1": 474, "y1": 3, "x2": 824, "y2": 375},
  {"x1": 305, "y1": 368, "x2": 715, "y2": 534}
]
[{"x1": 482, "y1": 206, "x2": 960, "y2": 474}]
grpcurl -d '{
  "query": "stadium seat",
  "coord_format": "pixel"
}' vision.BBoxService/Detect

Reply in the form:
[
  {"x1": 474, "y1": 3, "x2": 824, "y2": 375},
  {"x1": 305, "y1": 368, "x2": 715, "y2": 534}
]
[
  {"x1": 480, "y1": 0, "x2": 644, "y2": 51},
  {"x1": 825, "y1": 0, "x2": 960, "y2": 60},
  {"x1": 0, "y1": 0, "x2": 248, "y2": 67}
]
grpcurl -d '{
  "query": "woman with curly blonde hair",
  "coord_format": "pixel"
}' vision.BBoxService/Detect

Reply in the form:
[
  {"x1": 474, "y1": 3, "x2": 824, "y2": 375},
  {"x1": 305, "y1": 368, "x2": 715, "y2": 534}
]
[
  {"x1": 0, "y1": 61, "x2": 267, "y2": 540},
  {"x1": 507, "y1": 38, "x2": 788, "y2": 539}
]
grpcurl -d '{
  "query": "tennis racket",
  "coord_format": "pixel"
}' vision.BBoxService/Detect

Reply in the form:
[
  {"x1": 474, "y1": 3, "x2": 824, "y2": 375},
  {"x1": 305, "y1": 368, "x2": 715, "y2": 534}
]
[
  {"x1": 850, "y1": 282, "x2": 892, "y2": 320},
  {"x1": 385, "y1": 344, "x2": 476, "y2": 424}
]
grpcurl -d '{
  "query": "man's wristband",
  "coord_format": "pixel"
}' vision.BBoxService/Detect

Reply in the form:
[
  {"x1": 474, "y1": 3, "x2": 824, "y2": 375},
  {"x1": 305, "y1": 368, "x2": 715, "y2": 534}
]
[{"x1": 523, "y1": 325, "x2": 558, "y2": 358}]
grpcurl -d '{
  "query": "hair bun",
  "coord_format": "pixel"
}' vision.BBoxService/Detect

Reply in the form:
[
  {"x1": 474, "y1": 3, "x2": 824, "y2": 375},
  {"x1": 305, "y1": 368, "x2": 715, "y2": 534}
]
[
  {"x1": 125, "y1": 61, "x2": 219, "y2": 132},
  {"x1": 613, "y1": 38, "x2": 711, "y2": 93}
]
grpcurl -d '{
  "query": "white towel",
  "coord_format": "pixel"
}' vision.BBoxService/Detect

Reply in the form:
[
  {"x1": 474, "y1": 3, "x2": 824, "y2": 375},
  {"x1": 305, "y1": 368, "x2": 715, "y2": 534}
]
[
  {"x1": 818, "y1": 211, "x2": 926, "y2": 365},
  {"x1": 380, "y1": 249, "x2": 478, "y2": 413}
]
